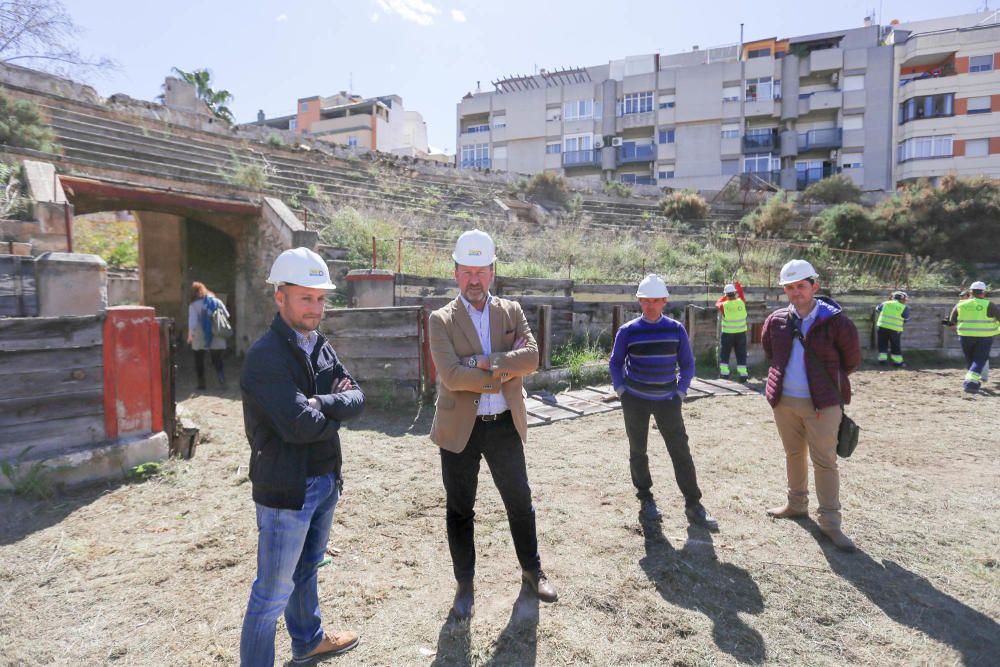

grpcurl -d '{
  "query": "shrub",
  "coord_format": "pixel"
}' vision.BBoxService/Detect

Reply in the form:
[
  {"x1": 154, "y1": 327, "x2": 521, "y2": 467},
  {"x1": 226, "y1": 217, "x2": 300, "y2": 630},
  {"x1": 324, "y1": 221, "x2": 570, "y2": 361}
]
[
  {"x1": 73, "y1": 213, "x2": 139, "y2": 268},
  {"x1": 220, "y1": 152, "x2": 268, "y2": 190},
  {"x1": 523, "y1": 172, "x2": 569, "y2": 208},
  {"x1": 741, "y1": 191, "x2": 795, "y2": 236},
  {"x1": 811, "y1": 203, "x2": 880, "y2": 248},
  {"x1": 801, "y1": 174, "x2": 862, "y2": 204},
  {"x1": 658, "y1": 190, "x2": 709, "y2": 221},
  {"x1": 0, "y1": 93, "x2": 57, "y2": 153},
  {"x1": 603, "y1": 181, "x2": 633, "y2": 198},
  {"x1": 0, "y1": 161, "x2": 29, "y2": 219},
  {"x1": 873, "y1": 176, "x2": 1000, "y2": 260},
  {"x1": 266, "y1": 133, "x2": 284, "y2": 147}
]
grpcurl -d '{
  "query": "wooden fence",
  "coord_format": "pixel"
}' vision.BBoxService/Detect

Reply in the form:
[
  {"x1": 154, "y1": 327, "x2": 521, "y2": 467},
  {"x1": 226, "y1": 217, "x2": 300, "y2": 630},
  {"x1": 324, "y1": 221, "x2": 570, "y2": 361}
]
[
  {"x1": 321, "y1": 306, "x2": 425, "y2": 399},
  {"x1": 0, "y1": 254, "x2": 38, "y2": 317},
  {"x1": 0, "y1": 315, "x2": 105, "y2": 459}
]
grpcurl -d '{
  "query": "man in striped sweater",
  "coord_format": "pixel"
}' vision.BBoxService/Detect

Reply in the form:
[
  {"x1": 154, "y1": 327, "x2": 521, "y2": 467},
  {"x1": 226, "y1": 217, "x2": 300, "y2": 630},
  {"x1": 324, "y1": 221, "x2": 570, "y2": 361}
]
[{"x1": 609, "y1": 274, "x2": 718, "y2": 530}]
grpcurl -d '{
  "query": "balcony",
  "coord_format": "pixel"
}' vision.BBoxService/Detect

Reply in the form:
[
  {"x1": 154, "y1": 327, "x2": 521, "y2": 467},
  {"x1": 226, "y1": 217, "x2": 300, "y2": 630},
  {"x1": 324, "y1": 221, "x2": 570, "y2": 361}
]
[
  {"x1": 797, "y1": 128, "x2": 842, "y2": 151},
  {"x1": 898, "y1": 62, "x2": 956, "y2": 88},
  {"x1": 740, "y1": 170, "x2": 781, "y2": 188},
  {"x1": 796, "y1": 164, "x2": 835, "y2": 189},
  {"x1": 459, "y1": 158, "x2": 491, "y2": 169},
  {"x1": 808, "y1": 47, "x2": 843, "y2": 74},
  {"x1": 743, "y1": 131, "x2": 780, "y2": 152},
  {"x1": 617, "y1": 144, "x2": 656, "y2": 164},
  {"x1": 616, "y1": 111, "x2": 656, "y2": 131},
  {"x1": 562, "y1": 150, "x2": 601, "y2": 168},
  {"x1": 803, "y1": 89, "x2": 843, "y2": 113}
]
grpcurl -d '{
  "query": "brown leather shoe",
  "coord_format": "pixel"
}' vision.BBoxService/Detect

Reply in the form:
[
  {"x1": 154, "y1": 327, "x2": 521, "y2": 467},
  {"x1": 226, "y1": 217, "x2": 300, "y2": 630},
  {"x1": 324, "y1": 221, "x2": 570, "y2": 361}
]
[
  {"x1": 522, "y1": 568, "x2": 558, "y2": 603},
  {"x1": 820, "y1": 527, "x2": 857, "y2": 553},
  {"x1": 293, "y1": 631, "x2": 360, "y2": 663},
  {"x1": 766, "y1": 503, "x2": 808, "y2": 519}
]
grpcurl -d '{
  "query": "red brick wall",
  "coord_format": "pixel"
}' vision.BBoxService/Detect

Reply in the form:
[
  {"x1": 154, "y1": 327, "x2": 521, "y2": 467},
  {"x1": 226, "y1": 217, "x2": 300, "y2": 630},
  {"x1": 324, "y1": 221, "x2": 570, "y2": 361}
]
[
  {"x1": 955, "y1": 56, "x2": 969, "y2": 74},
  {"x1": 956, "y1": 97, "x2": 968, "y2": 115},
  {"x1": 993, "y1": 95, "x2": 1000, "y2": 112},
  {"x1": 990, "y1": 137, "x2": 1000, "y2": 155},
  {"x1": 953, "y1": 139, "x2": 965, "y2": 157},
  {"x1": 994, "y1": 52, "x2": 1000, "y2": 72}
]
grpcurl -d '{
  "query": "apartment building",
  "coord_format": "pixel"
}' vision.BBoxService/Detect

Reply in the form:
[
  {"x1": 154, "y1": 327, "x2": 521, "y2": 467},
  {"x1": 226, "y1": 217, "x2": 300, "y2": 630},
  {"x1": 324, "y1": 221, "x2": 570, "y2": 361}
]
[
  {"x1": 457, "y1": 11, "x2": 1000, "y2": 193},
  {"x1": 888, "y1": 12, "x2": 1000, "y2": 184},
  {"x1": 251, "y1": 92, "x2": 434, "y2": 158}
]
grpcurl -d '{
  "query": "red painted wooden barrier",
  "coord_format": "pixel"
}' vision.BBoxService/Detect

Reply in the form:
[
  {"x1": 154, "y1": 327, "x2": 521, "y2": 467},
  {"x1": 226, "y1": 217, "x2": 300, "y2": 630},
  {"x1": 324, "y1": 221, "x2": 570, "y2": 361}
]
[{"x1": 103, "y1": 306, "x2": 163, "y2": 440}]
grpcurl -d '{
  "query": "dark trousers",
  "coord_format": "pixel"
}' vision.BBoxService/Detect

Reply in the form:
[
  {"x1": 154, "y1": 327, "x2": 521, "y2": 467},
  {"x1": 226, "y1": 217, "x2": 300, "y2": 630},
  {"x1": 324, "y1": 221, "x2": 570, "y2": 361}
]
[
  {"x1": 719, "y1": 332, "x2": 748, "y2": 368},
  {"x1": 960, "y1": 336, "x2": 993, "y2": 379},
  {"x1": 439, "y1": 413, "x2": 540, "y2": 582},
  {"x1": 194, "y1": 349, "x2": 224, "y2": 385},
  {"x1": 877, "y1": 328, "x2": 902, "y2": 356},
  {"x1": 621, "y1": 391, "x2": 702, "y2": 507}
]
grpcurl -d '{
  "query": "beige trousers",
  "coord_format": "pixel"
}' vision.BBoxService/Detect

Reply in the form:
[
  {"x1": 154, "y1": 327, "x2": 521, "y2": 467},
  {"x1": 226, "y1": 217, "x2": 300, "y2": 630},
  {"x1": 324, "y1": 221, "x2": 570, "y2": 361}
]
[{"x1": 772, "y1": 396, "x2": 842, "y2": 529}]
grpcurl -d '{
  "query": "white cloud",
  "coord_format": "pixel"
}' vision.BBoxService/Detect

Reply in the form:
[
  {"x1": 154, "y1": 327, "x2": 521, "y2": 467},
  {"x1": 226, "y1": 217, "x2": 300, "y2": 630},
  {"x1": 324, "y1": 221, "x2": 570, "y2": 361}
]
[
  {"x1": 370, "y1": 12, "x2": 380, "y2": 22},
  {"x1": 275, "y1": 13, "x2": 288, "y2": 22},
  {"x1": 373, "y1": 0, "x2": 440, "y2": 26},
  {"x1": 450, "y1": 8, "x2": 466, "y2": 22}
]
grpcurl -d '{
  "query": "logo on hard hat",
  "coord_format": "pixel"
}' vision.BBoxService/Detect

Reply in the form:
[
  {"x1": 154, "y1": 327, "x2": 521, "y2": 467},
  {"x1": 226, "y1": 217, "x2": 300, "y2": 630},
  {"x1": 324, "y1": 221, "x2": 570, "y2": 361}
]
[
  {"x1": 309, "y1": 268, "x2": 324, "y2": 276},
  {"x1": 468, "y1": 249, "x2": 482, "y2": 256}
]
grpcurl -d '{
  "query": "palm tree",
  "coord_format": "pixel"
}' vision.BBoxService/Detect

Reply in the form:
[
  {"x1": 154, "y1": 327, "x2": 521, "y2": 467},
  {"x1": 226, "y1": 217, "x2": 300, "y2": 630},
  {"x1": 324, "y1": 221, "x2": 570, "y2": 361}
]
[{"x1": 169, "y1": 67, "x2": 235, "y2": 126}]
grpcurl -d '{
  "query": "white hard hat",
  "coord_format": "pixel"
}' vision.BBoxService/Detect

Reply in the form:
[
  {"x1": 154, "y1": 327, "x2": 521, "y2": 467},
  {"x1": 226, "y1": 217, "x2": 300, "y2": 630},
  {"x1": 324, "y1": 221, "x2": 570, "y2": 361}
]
[
  {"x1": 636, "y1": 274, "x2": 670, "y2": 298},
  {"x1": 970, "y1": 281, "x2": 987, "y2": 291},
  {"x1": 778, "y1": 259, "x2": 819, "y2": 285},
  {"x1": 892, "y1": 290, "x2": 908, "y2": 300},
  {"x1": 723, "y1": 283, "x2": 736, "y2": 294},
  {"x1": 266, "y1": 247, "x2": 336, "y2": 289},
  {"x1": 452, "y1": 229, "x2": 496, "y2": 267}
]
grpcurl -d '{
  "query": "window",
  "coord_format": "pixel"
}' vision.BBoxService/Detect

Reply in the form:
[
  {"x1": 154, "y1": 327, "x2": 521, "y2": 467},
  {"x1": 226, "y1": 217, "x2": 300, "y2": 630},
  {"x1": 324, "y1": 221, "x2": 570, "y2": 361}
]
[
  {"x1": 300, "y1": 102, "x2": 309, "y2": 112},
  {"x1": 618, "y1": 91, "x2": 653, "y2": 116},
  {"x1": 348, "y1": 136, "x2": 357, "y2": 147},
  {"x1": 721, "y1": 123, "x2": 740, "y2": 139},
  {"x1": 460, "y1": 143, "x2": 490, "y2": 167},
  {"x1": 897, "y1": 135, "x2": 953, "y2": 162},
  {"x1": 721, "y1": 159, "x2": 739, "y2": 175},
  {"x1": 841, "y1": 158, "x2": 863, "y2": 169},
  {"x1": 564, "y1": 134, "x2": 593, "y2": 152},
  {"x1": 966, "y1": 139, "x2": 989, "y2": 157},
  {"x1": 658, "y1": 170, "x2": 675, "y2": 180},
  {"x1": 745, "y1": 127, "x2": 777, "y2": 149},
  {"x1": 658, "y1": 129, "x2": 675, "y2": 144},
  {"x1": 289, "y1": 118, "x2": 298, "y2": 130},
  {"x1": 744, "y1": 152, "x2": 778, "y2": 173},
  {"x1": 899, "y1": 93, "x2": 954, "y2": 124},
  {"x1": 969, "y1": 55, "x2": 993, "y2": 73},
  {"x1": 545, "y1": 142, "x2": 561, "y2": 154},
  {"x1": 722, "y1": 85, "x2": 741, "y2": 102},
  {"x1": 564, "y1": 99, "x2": 594, "y2": 121},
  {"x1": 492, "y1": 116, "x2": 506, "y2": 129},
  {"x1": 745, "y1": 77, "x2": 772, "y2": 102},
  {"x1": 545, "y1": 107, "x2": 561, "y2": 121},
  {"x1": 466, "y1": 123, "x2": 489, "y2": 134},
  {"x1": 843, "y1": 115, "x2": 864, "y2": 131},
  {"x1": 843, "y1": 75, "x2": 865, "y2": 92},
  {"x1": 967, "y1": 96, "x2": 991, "y2": 114},
  {"x1": 748, "y1": 47, "x2": 771, "y2": 59},
  {"x1": 658, "y1": 94, "x2": 676, "y2": 109}
]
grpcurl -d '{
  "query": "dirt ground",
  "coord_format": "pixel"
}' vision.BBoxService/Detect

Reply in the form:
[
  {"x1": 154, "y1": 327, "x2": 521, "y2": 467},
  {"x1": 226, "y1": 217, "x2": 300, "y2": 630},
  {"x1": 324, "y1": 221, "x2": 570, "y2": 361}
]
[{"x1": 1, "y1": 361, "x2": 998, "y2": 666}]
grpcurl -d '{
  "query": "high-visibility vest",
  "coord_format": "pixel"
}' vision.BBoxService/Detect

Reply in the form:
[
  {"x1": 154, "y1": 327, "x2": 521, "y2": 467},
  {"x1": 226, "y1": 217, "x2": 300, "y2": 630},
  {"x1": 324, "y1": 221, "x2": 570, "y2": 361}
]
[
  {"x1": 876, "y1": 300, "x2": 906, "y2": 332},
  {"x1": 956, "y1": 298, "x2": 999, "y2": 337},
  {"x1": 721, "y1": 298, "x2": 748, "y2": 334}
]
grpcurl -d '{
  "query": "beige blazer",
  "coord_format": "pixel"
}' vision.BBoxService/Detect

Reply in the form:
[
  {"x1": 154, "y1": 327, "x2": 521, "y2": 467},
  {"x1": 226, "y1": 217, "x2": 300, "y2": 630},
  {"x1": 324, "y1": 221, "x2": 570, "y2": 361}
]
[{"x1": 428, "y1": 296, "x2": 539, "y2": 453}]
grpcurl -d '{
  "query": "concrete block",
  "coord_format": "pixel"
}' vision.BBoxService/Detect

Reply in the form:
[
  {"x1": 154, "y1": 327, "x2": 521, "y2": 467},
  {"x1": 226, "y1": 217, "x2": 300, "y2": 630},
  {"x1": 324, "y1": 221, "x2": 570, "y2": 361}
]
[
  {"x1": 21, "y1": 160, "x2": 66, "y2": 203},
  {"x1": 0, "y1": 431, "x2": 169, "y2": 491},
  {"x1": 36, "y1": 252, "x2": 108, "y2": 316},
  {"x1": 346, "y1": 269, "x2": 395, "y2": 308}
]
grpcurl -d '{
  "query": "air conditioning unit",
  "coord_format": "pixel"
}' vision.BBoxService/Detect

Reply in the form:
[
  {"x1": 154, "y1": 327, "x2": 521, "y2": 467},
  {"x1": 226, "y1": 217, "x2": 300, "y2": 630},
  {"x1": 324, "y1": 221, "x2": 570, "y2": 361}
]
[
  {"x1": 829, "y1": 150, "x2": 838, "y2": 160},
  {"x1": 830, "y1": 71, "x2": 840, "y2": 84},
  {"x1": 594, "y1": 138, "x2": 604, "y2": 149},
  {"x1": 611, "y1": 137, "x2": 624, "y2": 147}
]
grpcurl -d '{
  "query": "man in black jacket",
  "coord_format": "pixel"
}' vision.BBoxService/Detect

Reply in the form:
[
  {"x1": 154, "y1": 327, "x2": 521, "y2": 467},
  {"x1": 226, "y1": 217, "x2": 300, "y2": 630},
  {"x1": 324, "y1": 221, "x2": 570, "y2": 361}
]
[{"x1": 239, "y1": 247, "x2": 365, "y2": 667}]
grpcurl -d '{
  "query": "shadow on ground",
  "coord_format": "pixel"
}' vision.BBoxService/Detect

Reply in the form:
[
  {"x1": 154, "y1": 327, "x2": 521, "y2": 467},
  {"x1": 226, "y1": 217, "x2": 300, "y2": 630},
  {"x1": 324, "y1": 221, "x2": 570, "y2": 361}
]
[
  {"x1": 640, "y1": 522, "x2": 766, "y2": 664},
  {"x1": 432, "y1": 583, "x2": 539, "y2": 667}
]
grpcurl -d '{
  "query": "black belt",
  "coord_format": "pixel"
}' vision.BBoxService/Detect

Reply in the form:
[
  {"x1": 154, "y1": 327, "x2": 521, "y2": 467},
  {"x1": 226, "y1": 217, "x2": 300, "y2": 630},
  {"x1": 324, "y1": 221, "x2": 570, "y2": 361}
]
[{"x1": 477, "y1": 410, "x2": 511, "y2": 423}]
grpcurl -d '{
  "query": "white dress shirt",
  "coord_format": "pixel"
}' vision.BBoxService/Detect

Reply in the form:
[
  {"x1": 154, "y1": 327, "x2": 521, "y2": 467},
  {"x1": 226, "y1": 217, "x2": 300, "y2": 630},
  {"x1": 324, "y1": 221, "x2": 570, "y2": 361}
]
[{"x1": 459, "y1": 293, "x2": 509, "y2": 416}]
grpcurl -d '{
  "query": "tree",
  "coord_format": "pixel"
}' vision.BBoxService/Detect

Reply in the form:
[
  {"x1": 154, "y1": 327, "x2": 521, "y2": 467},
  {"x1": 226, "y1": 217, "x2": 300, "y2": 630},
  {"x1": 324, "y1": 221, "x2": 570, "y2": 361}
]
[
  {"x1": 0, "y1": 0, "x2": 114, "y2": 74},
  {"x1": 169, "y1": 67, "x2": 235, "y2": 126}
]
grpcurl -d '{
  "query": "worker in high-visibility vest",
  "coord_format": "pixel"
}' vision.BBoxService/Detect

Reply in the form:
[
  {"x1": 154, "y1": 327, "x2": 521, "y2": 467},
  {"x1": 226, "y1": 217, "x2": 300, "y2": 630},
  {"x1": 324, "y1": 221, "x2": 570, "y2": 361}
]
[
  {"x1": 874, "y1": 290, "x2": 910, "y2": 368},
  {"x1": 715, "y1": 281, "x2": 749, "y2": 382},
  {"x1": 944, "y1": 281, "x2": 1000, "y2": 393}
]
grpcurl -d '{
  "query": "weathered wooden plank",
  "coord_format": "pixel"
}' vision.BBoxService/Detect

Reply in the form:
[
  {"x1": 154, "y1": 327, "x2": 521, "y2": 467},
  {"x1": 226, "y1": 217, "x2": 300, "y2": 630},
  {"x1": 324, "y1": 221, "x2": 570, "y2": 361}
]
[
  {"x1": 0, "y1": 344, "x2": 103, "y2": 374},
  {"x1": 396, "y1": 274, "x2": 453, "y2": 289},
  {"x1": 322, "y1": 309, "x2": 419, "y2": 338},
  {"x1": 329, "y1": 336, "x2": 419, "y2": 359},
  {"x1": 395, "y1": 296, "x2": 453, "y2": 310},
  {"x1": 0, "y1": 366, "x2": 103, "y2": 400},
  {"x1": 336, "y1": 357, "x2": 421, "y2": 381},
  {"x1": 0, "y1": 316, "x2": 103, "y2": 351},
  {"x1": 0, "y1": 415, "x2": 107, "y2": 460},
  {"x1": 0, "y1": 389, "x2": 105, "y2": 427}
]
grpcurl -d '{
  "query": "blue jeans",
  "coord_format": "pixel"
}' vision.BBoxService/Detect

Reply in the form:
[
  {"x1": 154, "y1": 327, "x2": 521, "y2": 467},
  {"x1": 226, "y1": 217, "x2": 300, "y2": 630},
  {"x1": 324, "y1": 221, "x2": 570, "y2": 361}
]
[{"x1": 240, "y1": 473, "x2": 340, "y2": 667}]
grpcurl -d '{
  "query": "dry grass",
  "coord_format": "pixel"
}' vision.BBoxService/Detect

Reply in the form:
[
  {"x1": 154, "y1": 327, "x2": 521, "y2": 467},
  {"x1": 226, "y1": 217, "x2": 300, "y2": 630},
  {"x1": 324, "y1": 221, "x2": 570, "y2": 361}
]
[{"x1": 1, "y1": 364, "x2": 998, "y2": 666}]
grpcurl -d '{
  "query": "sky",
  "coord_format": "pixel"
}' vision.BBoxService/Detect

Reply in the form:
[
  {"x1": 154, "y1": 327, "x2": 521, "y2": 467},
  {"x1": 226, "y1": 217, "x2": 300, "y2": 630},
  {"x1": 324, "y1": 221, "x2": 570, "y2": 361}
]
[{"x1": 54, "y1": 0, "x2": 994, "y2": 154}]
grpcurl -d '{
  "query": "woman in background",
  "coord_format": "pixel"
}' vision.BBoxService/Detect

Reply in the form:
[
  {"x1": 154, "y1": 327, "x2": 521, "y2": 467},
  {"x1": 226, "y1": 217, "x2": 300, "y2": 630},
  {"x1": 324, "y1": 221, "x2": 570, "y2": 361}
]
[{"x1": 187, "y1": 281, "x2": 229, "y2": 390}]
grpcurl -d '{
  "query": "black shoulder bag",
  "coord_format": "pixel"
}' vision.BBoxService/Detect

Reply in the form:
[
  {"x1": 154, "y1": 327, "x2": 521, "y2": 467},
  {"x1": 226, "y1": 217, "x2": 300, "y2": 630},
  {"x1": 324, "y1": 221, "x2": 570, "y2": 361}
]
[{"x1": 792, "y1": 325, "x2": 860, "y2": 458}]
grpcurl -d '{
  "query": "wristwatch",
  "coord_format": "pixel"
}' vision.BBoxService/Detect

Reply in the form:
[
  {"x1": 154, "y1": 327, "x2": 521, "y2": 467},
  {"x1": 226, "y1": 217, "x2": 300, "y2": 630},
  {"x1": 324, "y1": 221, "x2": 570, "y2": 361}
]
[{"x1": 467, "y1": 355, "x2": 477, "y2": 368}]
